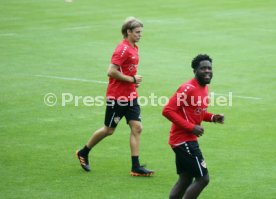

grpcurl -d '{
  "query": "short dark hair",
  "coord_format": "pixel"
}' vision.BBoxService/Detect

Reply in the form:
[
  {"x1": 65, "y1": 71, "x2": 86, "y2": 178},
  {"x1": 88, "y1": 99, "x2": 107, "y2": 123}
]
[
  {"x1": 121, "y1": 17, "x2": 143, "y2": 38},
  {"x1": 191, "y1": 54, "x2": 212, "y2": 70}
]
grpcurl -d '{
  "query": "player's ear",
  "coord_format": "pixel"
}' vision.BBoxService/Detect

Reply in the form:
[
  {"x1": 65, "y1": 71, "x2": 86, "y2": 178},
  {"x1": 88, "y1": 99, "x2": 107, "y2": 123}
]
[{"x1": 127, "y1": 29, "x2": 132, "y2": 35}]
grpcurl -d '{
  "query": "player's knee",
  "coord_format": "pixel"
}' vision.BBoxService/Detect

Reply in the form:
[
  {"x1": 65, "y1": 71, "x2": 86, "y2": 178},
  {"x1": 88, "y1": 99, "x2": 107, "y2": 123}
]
[
  {"x1": 104, "y1": 127, "x2": 115, "y2": 136},
  {"x1": 201, "y1": 175, "x2": 210, "y2": 187},
  {"x1": 132, "y1": 124, "x2": 142, "y2": 134},
  {"x1": 195, "y1": 174, "x2": 209, "y2": 188}
]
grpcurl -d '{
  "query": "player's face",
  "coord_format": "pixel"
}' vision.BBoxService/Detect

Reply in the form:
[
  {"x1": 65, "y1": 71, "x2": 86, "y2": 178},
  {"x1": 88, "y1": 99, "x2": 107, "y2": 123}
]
[
  {"x1": 195, "y1": 60, "x2": 213, "y2": 86},
  {"x1": 128, "y1": 27, "x2": 143, "y2": 43}
]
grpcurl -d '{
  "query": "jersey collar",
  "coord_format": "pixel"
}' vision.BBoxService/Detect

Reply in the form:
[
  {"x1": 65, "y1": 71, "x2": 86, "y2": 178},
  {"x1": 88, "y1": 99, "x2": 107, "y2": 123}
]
[{"x1": 123, "y1": 39, "x2": 138, "y2": 49}]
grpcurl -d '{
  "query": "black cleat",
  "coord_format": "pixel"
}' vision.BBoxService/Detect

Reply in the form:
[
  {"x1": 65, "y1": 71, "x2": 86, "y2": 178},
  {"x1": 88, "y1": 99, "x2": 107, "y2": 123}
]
[
  {"x1": 130, "y1": 165, "x2": 154, "y2": 177},
  {"x1": 76, "y1": 150, "x2": 91, "y2": 172}
]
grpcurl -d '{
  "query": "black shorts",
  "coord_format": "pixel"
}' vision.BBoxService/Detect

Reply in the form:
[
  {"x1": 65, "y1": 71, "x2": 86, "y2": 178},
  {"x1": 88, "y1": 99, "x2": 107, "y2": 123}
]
[
  {"x1": 104, "y1": 98, "x2": 141, "y2": 128},
  {"x1": 172, "y1": 141, "x2": 208, "y2": 177}
]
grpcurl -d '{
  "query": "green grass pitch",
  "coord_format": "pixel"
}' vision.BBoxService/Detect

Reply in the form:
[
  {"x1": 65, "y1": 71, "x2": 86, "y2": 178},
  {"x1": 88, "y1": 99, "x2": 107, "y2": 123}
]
[{"x1": 0, "y1": 0, "x2": 275, "y2": 198}]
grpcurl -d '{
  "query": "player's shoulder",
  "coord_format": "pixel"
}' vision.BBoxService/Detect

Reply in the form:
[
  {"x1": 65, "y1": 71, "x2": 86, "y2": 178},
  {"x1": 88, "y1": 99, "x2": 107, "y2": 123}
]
[
  {"x1": 178, "y1": 79, "x2": 196, "y2": 92},
  {"x1": 113, "y1": 41, "x2": 130, "y2": 59},
  {"x1": 116, "y1": 40, "x2": 131, "y2": 50},
  {"x1": 114, "y1": 40, "x2": 130, "y2": 54}
]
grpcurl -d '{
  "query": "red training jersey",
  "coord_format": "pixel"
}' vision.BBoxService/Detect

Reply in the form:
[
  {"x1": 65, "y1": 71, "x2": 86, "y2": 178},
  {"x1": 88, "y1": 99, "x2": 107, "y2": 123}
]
[
  {"x1": 162, "y1": 78, "x2": 214, "y2": 147},
  {"x1": 106, "y1": 39, "x2": 139, "y2": 101}
]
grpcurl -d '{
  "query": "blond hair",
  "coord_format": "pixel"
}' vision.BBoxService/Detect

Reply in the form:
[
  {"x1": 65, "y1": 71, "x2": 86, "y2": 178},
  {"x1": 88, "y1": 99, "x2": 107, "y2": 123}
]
[{"x1": 121, "y1": 17, "x2": 143, "y2": 38}]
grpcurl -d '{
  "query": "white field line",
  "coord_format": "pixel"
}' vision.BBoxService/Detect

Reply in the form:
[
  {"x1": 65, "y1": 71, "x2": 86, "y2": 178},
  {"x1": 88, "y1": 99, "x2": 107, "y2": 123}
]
[
  {"x1": 35, "y1": 74, "x2": 262, "y2": 100},
  {"x1": 213, "y1": 92, "x2": 262, "y2": 100},
  {"x1": 35, "y1": 74, "x2": 108, "y2": 84}
]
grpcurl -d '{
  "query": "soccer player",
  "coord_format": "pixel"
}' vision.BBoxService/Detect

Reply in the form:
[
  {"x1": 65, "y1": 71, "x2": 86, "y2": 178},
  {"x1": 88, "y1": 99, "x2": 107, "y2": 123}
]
[
  {"x1": 76, "y1": 17, "x2": 154, "y2": 176},
  {"x1": 162, "y1": 54, "x2": 224, "y2": 199}
]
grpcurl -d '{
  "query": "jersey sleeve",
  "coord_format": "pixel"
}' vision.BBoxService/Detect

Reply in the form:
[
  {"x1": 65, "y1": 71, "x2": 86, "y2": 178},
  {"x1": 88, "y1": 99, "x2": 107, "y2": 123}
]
[
  {"x1": 162, "y1": 86, "x2": 195, "y2": 132},
  {"x1": 203, "y1": 111, "x2": 214, "y2": 122},
  {"x1": 111, "y1": 44, "x2": 129, "y2": 67}
]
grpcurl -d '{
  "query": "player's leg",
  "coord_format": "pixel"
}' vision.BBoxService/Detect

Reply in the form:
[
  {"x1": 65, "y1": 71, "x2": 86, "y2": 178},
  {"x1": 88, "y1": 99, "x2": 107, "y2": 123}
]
[
  {"x1": 76, "y1": 126, "x2": 115, "y2": 172},
  {"x1": 183, "y1": 174, "x2": 209, "y2": 199},
  {"x1": 76, "y1": 99, "x2": 122, "y2": 172},
  {"x1": 128, "y1": 120, "x2": 153, "y2": 176},
  {"x1": 126, "y1": 99, "x2": 154, "y2": 176},
  {"x1": 169, "y1": 172, "x2": 193, "y2": 199},
  {"x1": 127, "y1": 99, "x2": 142, "y2": 168},
  {"x1": 182, "y1": 142, "x2": 209, "y2": 199},
  {"x1": 86, "y1": 126, "x2": 115, "y2": 149},
  {"x1": 129, "y1": 120, "x2": 142, "y2": 171},
  {"x1": 129, "y1": 120, "x2": 142, "y2": 157},
  {"x1": 170, "y1": 145, "x2": 194, "y2": 198}
]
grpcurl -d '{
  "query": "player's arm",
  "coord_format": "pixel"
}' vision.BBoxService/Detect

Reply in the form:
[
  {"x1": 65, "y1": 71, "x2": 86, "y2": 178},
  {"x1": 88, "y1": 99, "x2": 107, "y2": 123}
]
[
  {"x1": 203, "y1": 112, "x2": 224, "y2": 124},
  {"x1": 162, "y1": 92, "x2": 195, "y2": 132},
  {"x1": 107, "y1": 64, "x2": 142, "y2": 84}
]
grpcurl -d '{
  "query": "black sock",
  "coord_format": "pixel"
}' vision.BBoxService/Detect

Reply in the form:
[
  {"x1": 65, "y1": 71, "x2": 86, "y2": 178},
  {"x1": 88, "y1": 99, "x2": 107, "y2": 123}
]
[
  {"x1": 131, "y1": 156, "x2": 140, "y2": 169},
  {"x1": 80, "y1": 145, "x2": 91, "y2": 156}
]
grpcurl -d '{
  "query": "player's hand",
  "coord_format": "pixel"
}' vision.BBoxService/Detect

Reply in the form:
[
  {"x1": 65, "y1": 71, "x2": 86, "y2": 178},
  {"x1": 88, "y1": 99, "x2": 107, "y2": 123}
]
[
  {"x1": 135, "y1": 83, "x2": 140, "y2": 88},
  {"x1": 212, "y1": 114, "x2": 224, "y2": 124},
  {"x1": 192, "y1": 125, "x2": 204, "y2": 137},
  {"x1": 134, "y1": 75, "x2": 142, "y2": 84}
]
